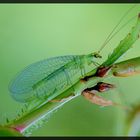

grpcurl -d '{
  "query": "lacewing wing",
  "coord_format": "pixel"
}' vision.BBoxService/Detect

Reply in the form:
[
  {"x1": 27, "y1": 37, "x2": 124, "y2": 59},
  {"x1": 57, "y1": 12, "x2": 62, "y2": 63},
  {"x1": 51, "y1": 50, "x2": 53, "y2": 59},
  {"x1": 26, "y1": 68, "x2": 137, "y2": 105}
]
[{"x1": 9, "y1": 54, "x2": 96, "y2": 102}]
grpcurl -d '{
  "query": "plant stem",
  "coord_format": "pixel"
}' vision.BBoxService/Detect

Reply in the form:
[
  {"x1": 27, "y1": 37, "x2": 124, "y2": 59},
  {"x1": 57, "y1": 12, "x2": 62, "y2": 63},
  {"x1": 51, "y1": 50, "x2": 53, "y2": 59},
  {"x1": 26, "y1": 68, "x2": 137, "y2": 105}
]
[{"x1": 6, "y1": 56, "x2": 140, "y2": 135}]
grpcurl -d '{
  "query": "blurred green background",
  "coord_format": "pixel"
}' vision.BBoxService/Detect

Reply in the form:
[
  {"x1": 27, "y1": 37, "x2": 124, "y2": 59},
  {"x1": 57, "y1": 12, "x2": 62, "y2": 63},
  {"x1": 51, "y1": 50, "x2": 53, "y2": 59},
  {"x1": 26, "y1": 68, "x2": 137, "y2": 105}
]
[{"x1": 0, "y1": 4, "x2": 140, "y2": 136}]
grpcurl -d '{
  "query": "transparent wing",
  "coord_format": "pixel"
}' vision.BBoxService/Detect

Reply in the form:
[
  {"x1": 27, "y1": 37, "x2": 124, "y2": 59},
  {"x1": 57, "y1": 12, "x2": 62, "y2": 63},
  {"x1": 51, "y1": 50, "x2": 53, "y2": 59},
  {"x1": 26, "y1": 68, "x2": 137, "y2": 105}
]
[{"x1": 9, "y1": 55, "x2": 85, "y2": 102}]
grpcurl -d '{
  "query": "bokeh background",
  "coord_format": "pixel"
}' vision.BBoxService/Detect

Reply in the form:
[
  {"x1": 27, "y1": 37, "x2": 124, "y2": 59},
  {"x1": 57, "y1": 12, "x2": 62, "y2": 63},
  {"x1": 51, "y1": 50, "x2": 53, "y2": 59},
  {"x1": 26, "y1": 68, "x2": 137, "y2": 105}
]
[{"x1": 0, "y1": 4, "x2": 140, "y2": 136}]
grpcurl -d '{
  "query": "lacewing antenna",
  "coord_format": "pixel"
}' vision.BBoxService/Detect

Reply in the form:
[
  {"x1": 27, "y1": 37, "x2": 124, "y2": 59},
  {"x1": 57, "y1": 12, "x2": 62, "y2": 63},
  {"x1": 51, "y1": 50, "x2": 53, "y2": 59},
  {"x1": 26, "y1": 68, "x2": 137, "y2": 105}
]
[{"x1": 97, "y1": 5, "x2": 137, "y2": 54}]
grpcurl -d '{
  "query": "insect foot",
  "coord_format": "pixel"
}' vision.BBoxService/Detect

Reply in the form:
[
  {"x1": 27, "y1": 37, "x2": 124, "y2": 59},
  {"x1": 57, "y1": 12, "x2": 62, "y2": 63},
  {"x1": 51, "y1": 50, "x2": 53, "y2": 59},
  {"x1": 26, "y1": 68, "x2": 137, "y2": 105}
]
[
  {"x1": 95, "y1": 65, "x2": 112, "y2": 77},
  {"x1": 84, "y1": 82, "x2": 115, "y2": 93},
  {"x1": 80, "y1": 65, "x2": 112, "y2": 82},
  {"x1": 94, "y1": 82, "x2": 115, "y2": 92}
]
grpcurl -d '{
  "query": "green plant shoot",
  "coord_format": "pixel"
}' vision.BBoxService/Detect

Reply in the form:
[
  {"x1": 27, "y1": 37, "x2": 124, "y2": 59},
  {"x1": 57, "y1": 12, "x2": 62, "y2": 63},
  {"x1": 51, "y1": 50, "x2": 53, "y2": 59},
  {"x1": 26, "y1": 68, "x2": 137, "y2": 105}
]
[{"x1": 1, "y1": 12, "x2": 140, "y2": 136}]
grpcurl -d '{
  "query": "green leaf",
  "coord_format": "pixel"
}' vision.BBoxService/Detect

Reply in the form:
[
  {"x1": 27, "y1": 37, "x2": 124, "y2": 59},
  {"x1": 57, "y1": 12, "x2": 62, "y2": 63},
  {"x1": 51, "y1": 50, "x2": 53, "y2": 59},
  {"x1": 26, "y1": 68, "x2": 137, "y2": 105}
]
[{"x1": 102, "y1": 13, "x2": 140, "y2": 67}]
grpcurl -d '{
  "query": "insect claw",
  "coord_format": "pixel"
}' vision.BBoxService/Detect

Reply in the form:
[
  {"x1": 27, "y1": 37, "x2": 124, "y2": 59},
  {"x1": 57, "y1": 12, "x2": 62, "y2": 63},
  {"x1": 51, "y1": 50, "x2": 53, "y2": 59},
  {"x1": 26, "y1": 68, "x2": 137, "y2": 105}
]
[
  {"x1": 95, "y1": 65, "x2": 112, "y2": 77},
  {"x1": 86, "y1": 82, "x2": 115, "y2": 93},
  {"x1": 97, "y1": 82, "x2": 115, "y2": 92}
]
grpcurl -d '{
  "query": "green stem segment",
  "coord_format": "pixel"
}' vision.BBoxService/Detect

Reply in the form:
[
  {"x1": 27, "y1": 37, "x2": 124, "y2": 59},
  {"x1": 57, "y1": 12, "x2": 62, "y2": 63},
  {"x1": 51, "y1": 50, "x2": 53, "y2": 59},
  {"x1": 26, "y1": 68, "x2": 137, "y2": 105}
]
[{"x1": 7, "y1": 56, "x2": 140, "y2": 135}]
